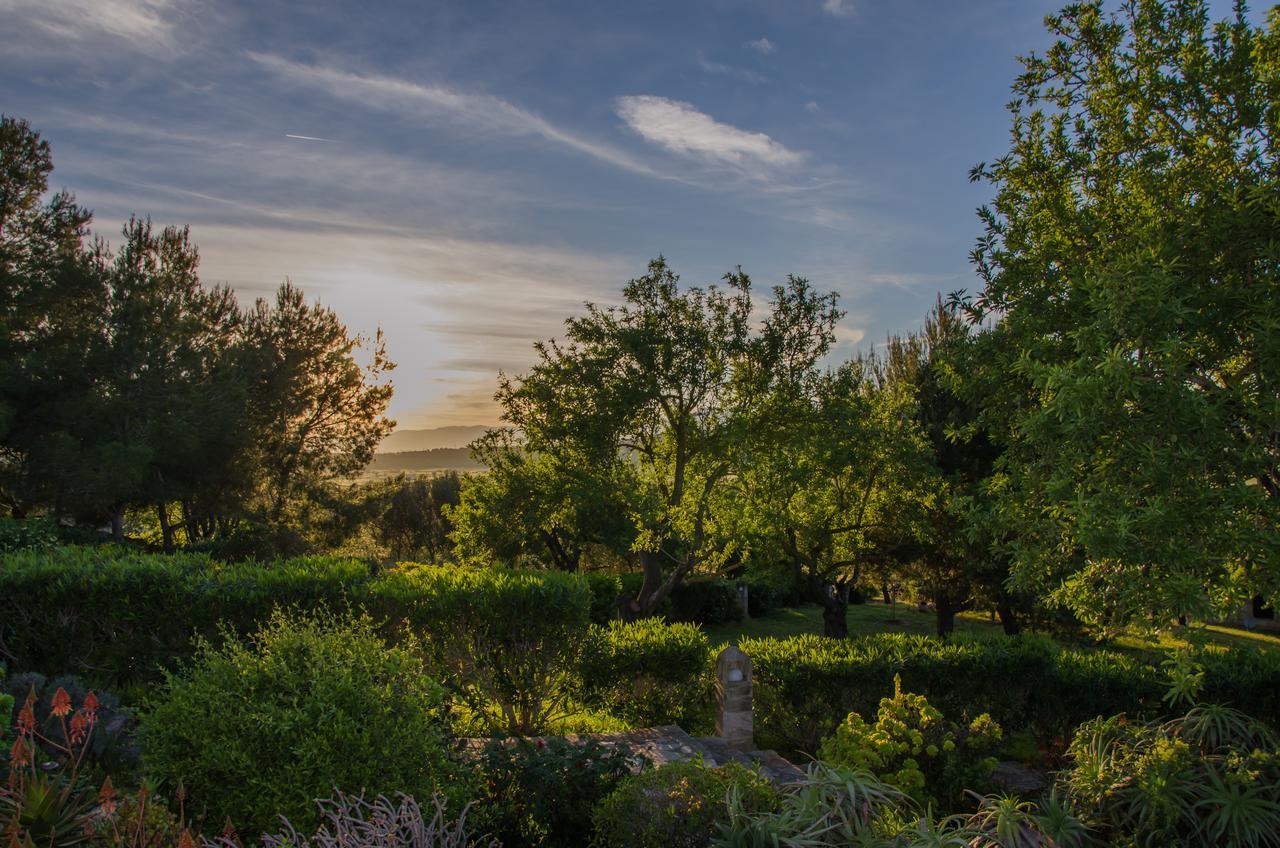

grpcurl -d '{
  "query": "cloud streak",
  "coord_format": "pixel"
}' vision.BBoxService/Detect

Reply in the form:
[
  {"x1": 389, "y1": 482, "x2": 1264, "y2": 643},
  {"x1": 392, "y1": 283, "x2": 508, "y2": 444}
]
[
  {"x1": 744, "y1": 37, "x2": 776, "y2": 55},
  {"x1": 249, "y1": 52, "x2": 657, "y2": 176},
  {"x1": 614, "y1": 95, "x2": 803, "y2": 171},
  {"x1": 0, "y1": 0, "x2": 186, "y2": 51}
]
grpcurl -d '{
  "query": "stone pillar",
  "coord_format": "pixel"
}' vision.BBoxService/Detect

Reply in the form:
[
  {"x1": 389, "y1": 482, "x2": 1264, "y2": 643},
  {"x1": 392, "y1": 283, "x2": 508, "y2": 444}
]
[
  {"x1": 715, "y1": 645, "x2": 753, "y2": 751},
  {"x1": 737, "y1": 581, "x2": 750, "y2": 618}
]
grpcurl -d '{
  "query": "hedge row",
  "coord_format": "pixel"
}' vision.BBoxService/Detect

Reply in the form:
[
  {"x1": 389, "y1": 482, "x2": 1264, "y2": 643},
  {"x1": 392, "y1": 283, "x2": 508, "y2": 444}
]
[
  {"x1": 742, "y1": 633, "x2": 1280, "y2": 753},
  {"x1": 0, "y1": 546, "x2": 589, "y2": 690}
]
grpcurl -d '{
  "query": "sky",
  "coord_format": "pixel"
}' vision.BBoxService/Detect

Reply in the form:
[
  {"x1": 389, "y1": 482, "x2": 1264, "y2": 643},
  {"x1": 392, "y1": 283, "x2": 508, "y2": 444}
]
[{"x1": 0, "y1": 0, "x2": 1076, "y2": 428}]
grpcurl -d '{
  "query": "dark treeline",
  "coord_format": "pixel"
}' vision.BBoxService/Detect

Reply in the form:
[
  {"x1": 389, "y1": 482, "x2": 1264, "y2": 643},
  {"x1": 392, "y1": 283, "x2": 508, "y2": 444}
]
[{"x1": 0, "y1": 116, "x2": 394, "y2": 552}]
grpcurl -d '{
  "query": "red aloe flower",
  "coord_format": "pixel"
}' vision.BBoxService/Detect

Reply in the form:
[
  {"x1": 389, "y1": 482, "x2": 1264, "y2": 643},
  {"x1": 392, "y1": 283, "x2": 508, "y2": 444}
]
[
  {"x1": 9, "y1": 736, "x2": 29, "y2": 768},
  {"x1": 82, "y1": 691, "x2": 100, "y2": 718},
  {"x1": 50, "y1": 687, "x2": 72, "y2": 718},
  {"x1": 222, "y1": 817, "x2": 241, "y2": 846},
  {"x1": 69, "y1": 711, "x2": 88, "y2": 744},
  {"x1": 98, "y1": 776, "x2": 119, "y2": 816},
  {"x1": 178, "y1": 829, "x2": 197, "y2": 848},
  {"x1": 16, "y1": 694, "x2": 35, "y2": 733}
]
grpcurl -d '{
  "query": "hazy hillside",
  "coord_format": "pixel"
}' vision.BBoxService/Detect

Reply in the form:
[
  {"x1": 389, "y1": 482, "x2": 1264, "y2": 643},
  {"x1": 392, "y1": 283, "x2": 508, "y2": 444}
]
[
  {"x1": 377, "y1": 425, "x2": 490, "y2": 453},
  {"x1": 364, "y1": 448, "x2": 484, "y2": 477}
]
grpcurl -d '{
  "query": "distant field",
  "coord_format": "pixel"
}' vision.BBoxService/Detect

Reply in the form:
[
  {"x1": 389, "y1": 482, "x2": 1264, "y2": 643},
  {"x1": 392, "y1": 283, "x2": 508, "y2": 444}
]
[
  {"x1": 706, "y1": 601, "x2": 1280, "y2": 656},
  {"x1": 360, "y1": 448, "x2": 484, "y2": 478}
]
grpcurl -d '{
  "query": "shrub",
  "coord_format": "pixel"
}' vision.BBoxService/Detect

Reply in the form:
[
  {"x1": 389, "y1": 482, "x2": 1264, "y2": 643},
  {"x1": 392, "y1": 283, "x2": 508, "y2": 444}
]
[
  {"x1": 583, "y1": 572, "x2": 622, "y2": 624},
  {"x1": 817, "y1": 675, "x2": 1002, "y2": 806},
  {"x1": 1061, "y1": 705, "x2": 1280, "y2": 846},
  {"x1": 591, "y1": 761, "x2": 776, "y2": 848},
  {"x1": 745, "y1": 582, "x2": 779, "y2": 618},
  {"x1": 668, "y1": 578, "x2": 742, "y2": 626},
  {"x1": 740, "y1": 633, "x2": 1240, "y2": 753},
  {"x1": 475, "y1": 736, "x2": 635, "y2": 846},
  {"x1": 212, "y1": 791, "x2": 497, "y2": 848},
  {"x1": 0, "y1": 546, "x2": 371, "y2": 686},
  {"x1": 377, "y1": 565, "x2": 592, "y2": 734},
  {"x1": 0, "y1": 517, "x2": 58, "y2": 553},
  {"x1": 142, "y1": 611, "x2": 466, "y2": 837},
  {"x1": 579, "y1": 619, "x2": 712, "y2": 728}
]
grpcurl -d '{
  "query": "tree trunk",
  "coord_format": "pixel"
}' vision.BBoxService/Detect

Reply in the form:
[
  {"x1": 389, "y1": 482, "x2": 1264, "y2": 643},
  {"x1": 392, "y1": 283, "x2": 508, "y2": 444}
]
[
  {"x1": 997, "y1": 600, "x2": 1022, "y2": 635},
  {"x1": 935, "y1": 590, "x2": 964, "y2": 638},
  {"x1": 820, "y1": 583, "x2": 850, "y2": 638},
  {"x1": 157, "y1": 503, "x2": 175, "y2": 553},
  {"x1": 110, "y1": 505, "x2": 126, "y2": 544},
  {"x1": 881, "y1": 580, "x2": 892, "y2": 606}
]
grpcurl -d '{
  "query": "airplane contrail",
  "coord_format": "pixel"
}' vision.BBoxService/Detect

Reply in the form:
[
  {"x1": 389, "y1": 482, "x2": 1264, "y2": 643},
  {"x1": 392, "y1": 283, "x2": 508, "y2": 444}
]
[{"x1": 285, "y1": 133, "x2": 334, "y2": 142}]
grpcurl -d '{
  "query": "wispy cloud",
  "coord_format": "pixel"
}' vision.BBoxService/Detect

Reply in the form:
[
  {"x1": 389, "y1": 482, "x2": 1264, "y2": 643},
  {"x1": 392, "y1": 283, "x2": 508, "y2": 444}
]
[
  {"x1": 744, "y1": 37, "x2": 776, "y2": 55},
  {"x1": 0, "y1": 0, "x2": 185, "y2": 51},
  {"x1": 696, "y1": 53, "x2": 768, "y2": 84},
  {"x1": 248, "y1": 52, "x2": 658, "y2": 176},
  {"x1": 614, "y1": 95, "x2": 803, "y2": 172},
  {"x1": 821, "y1": 0, "x2": 856, "y2": 17}
]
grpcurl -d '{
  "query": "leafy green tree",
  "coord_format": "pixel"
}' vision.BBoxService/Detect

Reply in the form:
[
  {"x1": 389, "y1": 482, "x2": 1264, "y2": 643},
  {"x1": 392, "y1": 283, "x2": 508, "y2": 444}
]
[
  {"x1": 738, "y1": 362, "x2": 931, "y2": 636},
  {"x1": 377, "y1": 471, "x2": 463, "y2": 563},
  {"x1": 450, "y1": 429, "x2": 636, "y2": 571},
  {"x1": 241, "y1": 281, "x2": 395, "y2": 523},
  {"x1": 497, "y1": 258, "x2": 839, "y2": 616},
  {"x1": 965, "y1": 0, "x2": 1280, "y2": 629}
]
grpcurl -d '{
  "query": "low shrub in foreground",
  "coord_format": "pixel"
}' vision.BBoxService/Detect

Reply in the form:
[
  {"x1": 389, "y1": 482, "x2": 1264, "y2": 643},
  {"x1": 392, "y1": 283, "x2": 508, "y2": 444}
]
[
  {"x1": 476, "y1": 736, "x2": 635, "y2": 847},
  {"x1": 579, "y1": 618, "x2": 712, "y2": 728},
  {"x1": 142, "y1": 611, "x2": 467, "y2": 838},
  {"x1": 590, "y1": 761, "x2": 777, "y2": 848},
  {"x1": 1063, "y1": 704, "x2": 1280, "y2": 847},
  {"x1": 817, "y1": 674, "x2": 1001, "y2": 807}
]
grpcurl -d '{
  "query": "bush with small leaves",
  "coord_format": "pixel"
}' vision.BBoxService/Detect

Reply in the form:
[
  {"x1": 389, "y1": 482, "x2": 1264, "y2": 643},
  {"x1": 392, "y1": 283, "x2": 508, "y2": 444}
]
[
  {"x1": 817, "y1": 675, "x2": 1001, "y2": 807},
  {"x1": 142, "y1": 611, "x2": 467, "y2": 838},
  {"x1": 578, "y1": 618, "x2": 712, "y2": 728},
  {"x1": 591, "y1": 761, "x2": 777, "y2": 848},
  {"x1": 474, "y1": 736, "x2": 636, "y2": 846}
]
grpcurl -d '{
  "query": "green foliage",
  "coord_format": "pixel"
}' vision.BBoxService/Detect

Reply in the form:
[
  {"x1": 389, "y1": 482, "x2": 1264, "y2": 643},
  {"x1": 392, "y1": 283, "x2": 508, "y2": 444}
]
[
  {"x1": 591, "y1": 761, "x2": 777, "y2": 848},
  {"x1": 1063, "y1": 705, "x2": 1280, "y2": 847},
  {"x1": 475, "y1": 736, "x2": 634, "y2": 847},
  {"x1": 583, "y1": 571, "x2": 622, "y2": 624},
  {"x1": 741, "y1": 632, "x2": 1280, "y2": 754},
  {"x1": 378, "y1": 564, "x2": 592, "y2": 735},
  {"x1": 0, "y1": 517, "x2": 58, "y2": 553},
  {"x1": 965, "y1": 0, "x2": 1280, "y2": 628},
  {"x1": 817, "y1": 675, "x2": 1002, "y2": 806},
  {"x1": 377, "y1": 473, "x2": 462, "y2": 563},
  {"x1": 495, "y1": 257, "x2": 841, "y2": 617},
  {"x1": 579, "y1": 618, "x2": 712, "y2": 728},
  {"x1": 668, "y1": 578, "x2": 743, "y2": 626},
  {"x1": 141, "y1": 611, "x2": 465, "y2": 838}
]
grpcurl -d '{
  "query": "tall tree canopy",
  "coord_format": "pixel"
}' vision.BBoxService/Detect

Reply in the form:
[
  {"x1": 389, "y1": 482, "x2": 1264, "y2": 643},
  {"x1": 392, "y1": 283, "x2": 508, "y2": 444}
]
[
  {"x1": 966, "y1": 0, "x2": 1280, "y2": 628},
  {"x1": 496, "y1": 257, "x2": 840, "y2": 615}
]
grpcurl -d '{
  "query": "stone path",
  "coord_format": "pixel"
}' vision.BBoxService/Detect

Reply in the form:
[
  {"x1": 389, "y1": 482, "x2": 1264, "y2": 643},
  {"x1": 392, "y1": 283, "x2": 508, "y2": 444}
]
[{"x1": 462, "y1": 726, "x2": 806, "y2": 785}]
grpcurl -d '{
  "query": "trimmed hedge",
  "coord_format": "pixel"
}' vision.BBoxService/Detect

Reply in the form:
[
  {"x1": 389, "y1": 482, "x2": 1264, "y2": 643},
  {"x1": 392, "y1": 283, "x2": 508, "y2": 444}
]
[
  {"x1": 742, "y1": 633, "x2": 1280, "y2": 754},
  {"x1": 579, "y1": 618, "x2": 712, "y2": 729},
  {"x1": 0, "y1": 547, "x2": 590, "y2": 695}
]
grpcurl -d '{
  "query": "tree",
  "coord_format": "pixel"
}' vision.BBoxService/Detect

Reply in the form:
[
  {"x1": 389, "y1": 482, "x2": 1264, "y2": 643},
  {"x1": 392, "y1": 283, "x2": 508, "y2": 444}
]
[
  {"x1": 497, "y1": 257, "x2": 840, "y2": 616},
  {"x1": 738, "y1": 361, "x2": 931, "y2": 637},
  {"x1": 378, "y1": 471, "x2": 464, "y2": 563},
  {"x1": 966, "y1": 0, "x2": 1280, "y2": 629},
  {"x1": 242, "y1": 282, "x2": 395, "y2": 523},
  {"x1": 450, "y1": 429, "x2": 635, "y2": 571}
]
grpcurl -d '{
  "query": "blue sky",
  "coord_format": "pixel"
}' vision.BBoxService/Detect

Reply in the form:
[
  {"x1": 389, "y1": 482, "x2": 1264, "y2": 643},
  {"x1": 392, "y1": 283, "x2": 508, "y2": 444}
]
[{"x1": 0, "y1": 0, "x2": 1073, "y2": 427}]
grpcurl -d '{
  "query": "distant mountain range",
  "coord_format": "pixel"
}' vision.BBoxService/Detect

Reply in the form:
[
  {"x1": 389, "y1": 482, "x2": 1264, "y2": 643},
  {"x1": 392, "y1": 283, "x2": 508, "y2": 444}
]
[{"x1": 377, "y1": 425, "x2": 491, "y2": 453}]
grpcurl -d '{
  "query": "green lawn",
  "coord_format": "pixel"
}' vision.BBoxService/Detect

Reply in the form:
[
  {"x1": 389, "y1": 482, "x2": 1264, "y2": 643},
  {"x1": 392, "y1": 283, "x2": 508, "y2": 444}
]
[
  {"x1": 703, "y1": 601, "x2": 1001, "y2": 646},
  {"x1": 705, "y1": 601, "x2": 1280, "y2": 656}
]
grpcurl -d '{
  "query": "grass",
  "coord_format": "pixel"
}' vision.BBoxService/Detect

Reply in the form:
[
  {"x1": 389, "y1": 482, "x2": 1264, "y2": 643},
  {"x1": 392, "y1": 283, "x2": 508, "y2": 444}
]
[
  {"x1": 703, "y1": 601, "x2": 1001, "y2": 646},
  {"x1": 705, "y1": 601, "x2": 1280, "y2": 656}
]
